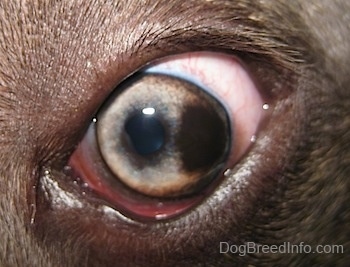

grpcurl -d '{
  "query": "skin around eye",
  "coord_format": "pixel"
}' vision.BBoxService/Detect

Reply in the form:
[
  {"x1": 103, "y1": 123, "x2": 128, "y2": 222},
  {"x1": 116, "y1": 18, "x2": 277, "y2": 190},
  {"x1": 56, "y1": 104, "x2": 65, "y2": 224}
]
[{"x1": 68, "y1": 51, "x2": 266, "y2": 221}]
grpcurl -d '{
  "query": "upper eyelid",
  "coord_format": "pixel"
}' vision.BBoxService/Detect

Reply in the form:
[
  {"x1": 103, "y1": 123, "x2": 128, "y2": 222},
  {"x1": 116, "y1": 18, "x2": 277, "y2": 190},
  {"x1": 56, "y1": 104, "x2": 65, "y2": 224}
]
[
  {"x1": 0, "y1": 2, "x2": 306, "y2": 90},
  {"x1": 0, "y1": 1, "x2": 305, "y2": 73},
  {"x1": 0, "y1": 2, "x2": 305, "y2": 148}
]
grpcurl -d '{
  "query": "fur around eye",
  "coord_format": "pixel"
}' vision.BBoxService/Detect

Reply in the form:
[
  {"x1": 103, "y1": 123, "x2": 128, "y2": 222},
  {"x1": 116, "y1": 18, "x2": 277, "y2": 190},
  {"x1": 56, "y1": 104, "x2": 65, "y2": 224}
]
[{"x1": 68, "y1": 51, "x2": 267, "y2": 220}]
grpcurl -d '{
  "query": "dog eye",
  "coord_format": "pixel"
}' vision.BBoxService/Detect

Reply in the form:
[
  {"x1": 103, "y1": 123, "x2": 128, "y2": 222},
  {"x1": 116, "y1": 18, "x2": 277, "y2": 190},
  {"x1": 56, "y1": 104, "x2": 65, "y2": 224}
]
[{"x1": 68, "y1": 52, "x2": 266, "y2": 220}]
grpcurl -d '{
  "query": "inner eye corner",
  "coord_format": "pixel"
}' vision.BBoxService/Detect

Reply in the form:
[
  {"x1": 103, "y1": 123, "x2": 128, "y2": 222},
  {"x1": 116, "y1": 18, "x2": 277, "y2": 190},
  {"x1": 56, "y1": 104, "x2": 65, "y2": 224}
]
[{"x1": 66, "y1": 51, "x2": 266, "y2": 221}]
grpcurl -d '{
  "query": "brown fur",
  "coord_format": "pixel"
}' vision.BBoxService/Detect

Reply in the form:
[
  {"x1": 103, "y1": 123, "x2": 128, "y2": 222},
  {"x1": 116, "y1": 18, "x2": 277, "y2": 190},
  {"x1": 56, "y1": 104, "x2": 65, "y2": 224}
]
[{"x1": 0, "y1": 0, "x2": 349, "y2": 266}]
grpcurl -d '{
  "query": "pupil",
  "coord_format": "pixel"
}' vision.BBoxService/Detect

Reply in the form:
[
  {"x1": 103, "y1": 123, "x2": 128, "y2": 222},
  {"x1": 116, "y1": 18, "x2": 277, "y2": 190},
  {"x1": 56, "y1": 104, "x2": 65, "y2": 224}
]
[{"x1": 125, "y1": 111, "x2": 165, "y2": 155}]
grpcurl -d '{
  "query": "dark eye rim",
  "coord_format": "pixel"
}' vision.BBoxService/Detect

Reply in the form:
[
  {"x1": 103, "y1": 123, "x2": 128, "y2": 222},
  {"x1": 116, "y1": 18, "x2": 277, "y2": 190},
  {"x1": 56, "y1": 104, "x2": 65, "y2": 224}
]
[
  {"x1": 34, "y1": 48, "x2": 295, "y2": 224},
  {"x1": 57, "y1": 51, "x2": 279, "y2": 222}
]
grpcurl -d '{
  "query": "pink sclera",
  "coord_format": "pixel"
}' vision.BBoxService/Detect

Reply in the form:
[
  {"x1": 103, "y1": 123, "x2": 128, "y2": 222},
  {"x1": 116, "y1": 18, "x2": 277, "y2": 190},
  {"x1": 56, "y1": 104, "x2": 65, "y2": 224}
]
[{"x1": 146, "y1": 52, "x2": 264, "y2": 164}]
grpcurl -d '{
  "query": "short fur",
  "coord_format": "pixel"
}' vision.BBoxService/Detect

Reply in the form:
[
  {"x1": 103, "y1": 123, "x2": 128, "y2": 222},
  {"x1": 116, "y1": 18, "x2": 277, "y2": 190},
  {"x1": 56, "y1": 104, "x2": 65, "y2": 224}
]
[{"x1": 0, "y1": 0, "x2": 349, "y2": 266}]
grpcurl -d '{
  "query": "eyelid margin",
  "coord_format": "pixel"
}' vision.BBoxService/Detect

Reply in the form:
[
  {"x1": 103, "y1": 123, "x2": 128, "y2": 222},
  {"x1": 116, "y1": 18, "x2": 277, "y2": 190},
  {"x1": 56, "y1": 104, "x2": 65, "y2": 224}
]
[{"x1": 65, "y1": 51, "x2": 269, "y2": 221}]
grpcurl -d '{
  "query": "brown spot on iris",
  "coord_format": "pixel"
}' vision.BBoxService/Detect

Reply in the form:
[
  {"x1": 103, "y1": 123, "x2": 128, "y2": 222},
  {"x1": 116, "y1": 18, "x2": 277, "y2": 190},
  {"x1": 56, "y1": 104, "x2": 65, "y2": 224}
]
[{"x1": 177, "y1": 101, "x2": 229, "y2": 173}]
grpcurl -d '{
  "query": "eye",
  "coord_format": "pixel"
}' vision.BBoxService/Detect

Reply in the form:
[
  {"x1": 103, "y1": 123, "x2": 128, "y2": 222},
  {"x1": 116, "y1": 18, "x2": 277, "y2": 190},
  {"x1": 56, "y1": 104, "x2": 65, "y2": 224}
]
[
  {"x1": 98, "y1": 73, "x2": 230, "y2": 198},
  {"x1": 68, "y1": 52, "x2": 266, "y2": 221}
]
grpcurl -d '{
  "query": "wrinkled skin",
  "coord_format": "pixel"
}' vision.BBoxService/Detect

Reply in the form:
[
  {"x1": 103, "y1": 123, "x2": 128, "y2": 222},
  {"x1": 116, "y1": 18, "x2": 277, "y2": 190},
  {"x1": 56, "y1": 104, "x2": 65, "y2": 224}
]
[{"x1": 0, "y1": 0, "x2": 349, "y2": 266}]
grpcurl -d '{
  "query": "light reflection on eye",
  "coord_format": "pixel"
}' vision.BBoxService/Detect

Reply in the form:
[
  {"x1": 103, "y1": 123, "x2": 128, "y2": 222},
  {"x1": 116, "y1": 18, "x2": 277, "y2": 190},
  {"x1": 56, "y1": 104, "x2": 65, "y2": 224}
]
[{"x1": 68, "y1": 52, "x2": 266, "y2": 221}]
